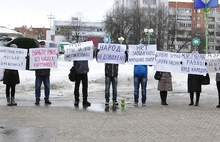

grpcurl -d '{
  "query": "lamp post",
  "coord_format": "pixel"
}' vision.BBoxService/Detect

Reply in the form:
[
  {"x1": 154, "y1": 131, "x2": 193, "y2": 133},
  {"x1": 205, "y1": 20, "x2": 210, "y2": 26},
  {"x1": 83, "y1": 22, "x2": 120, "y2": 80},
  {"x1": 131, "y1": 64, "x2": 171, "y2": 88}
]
[
  {"x1": 118, "y1": 36, "x2": 124, "y2": 44},
  {"x1": 144, "y1": 28, "x2": 154, "y2": 45}
]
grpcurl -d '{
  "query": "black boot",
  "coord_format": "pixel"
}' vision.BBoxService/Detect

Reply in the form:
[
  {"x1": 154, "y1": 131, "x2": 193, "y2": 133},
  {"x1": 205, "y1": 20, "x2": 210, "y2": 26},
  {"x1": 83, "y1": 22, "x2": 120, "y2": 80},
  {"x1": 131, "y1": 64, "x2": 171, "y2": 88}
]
[
  {"x1": 216, "y1": 94, "x2": 220, "y2": 108},
  {"x1": 163, "y1": 91, "x2": 168, "y2": 105},
  {"x1": 189, "y1": 92, "x2": 194, "y2": 105},
  {"x1": 195, "y1": 93, "x2": 200, "y2": 106},
  {"x1": 160, "y1": 91, "x2": 164, "y2": 105},
  {"x1": 6, "y1": 97, "x2": 11, "y2": 106}
]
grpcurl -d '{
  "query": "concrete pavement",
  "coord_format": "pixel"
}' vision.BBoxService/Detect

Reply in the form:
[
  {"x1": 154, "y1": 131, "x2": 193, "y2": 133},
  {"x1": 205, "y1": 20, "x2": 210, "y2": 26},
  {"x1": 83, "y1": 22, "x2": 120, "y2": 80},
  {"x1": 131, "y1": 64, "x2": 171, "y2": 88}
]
[{"x1": 0, "y1": 89, "x2": 220, "y2": 142}]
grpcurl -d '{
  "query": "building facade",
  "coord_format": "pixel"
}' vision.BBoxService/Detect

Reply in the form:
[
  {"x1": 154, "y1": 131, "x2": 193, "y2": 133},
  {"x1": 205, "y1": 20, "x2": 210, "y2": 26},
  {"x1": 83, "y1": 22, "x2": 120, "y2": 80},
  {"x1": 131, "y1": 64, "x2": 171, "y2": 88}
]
[
  {"x1": 52, "y1": 20, "x2": 105, "y2": 47},
  {"x1": 169, "y1": 1, "x2": 220, "y2": 52},
  {"x1": 114, "y1": 0, "x2": 220, "y2": 52}
]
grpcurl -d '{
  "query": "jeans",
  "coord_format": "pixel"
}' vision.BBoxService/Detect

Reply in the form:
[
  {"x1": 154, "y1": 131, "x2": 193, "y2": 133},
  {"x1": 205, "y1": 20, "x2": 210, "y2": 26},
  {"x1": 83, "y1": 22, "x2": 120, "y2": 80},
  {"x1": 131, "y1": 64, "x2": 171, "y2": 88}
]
[
  {"x1": 105, "y1": 76, "x2": 118, "y2": 102},
  {"x1": 35, "y1": 75, "x2": 50, "y2": 101},
  {"x1": 74, "y1": 74, "x2": 88, "y2": 102},
  {"x1": 134, "y1": 75, "x2": 147, "y2": 103}
]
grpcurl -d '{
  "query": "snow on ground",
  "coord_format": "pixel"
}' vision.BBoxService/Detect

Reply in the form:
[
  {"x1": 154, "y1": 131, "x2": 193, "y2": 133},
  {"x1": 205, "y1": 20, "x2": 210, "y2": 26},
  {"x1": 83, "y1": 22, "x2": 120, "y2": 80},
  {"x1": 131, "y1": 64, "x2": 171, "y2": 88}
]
[{"x1": 0, "y1": 55, "x2": 218, "y2": 102}]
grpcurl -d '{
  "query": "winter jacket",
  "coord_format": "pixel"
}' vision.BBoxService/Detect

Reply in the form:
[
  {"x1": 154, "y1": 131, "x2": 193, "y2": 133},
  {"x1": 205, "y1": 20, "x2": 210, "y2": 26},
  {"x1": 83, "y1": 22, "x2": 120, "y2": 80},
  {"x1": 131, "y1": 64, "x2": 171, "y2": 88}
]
[
  {"x1": 74, "y1": 60, "x2": 89, "y2": 74},
  {"x1": 105, "y1": 63, "x2": 119, "y2": 77},
  {"x1": 187, "y1": 74, "x2": 202, "y2": 93},
  {"x1": 133, "y1": 65, "x2": 148, "y2": 76},
  {"x1": 216, "y1": 73, "x2": 220, "y2": 81},
  {"x1": 157, "y1": 72, "x2": 172, "y2": 91},
  {"x1": 3, "y1": 69, "x2": 20, "y2": 85},
  {"x1": 35, "y1": 69, "x2": 50, "y2": 76}
]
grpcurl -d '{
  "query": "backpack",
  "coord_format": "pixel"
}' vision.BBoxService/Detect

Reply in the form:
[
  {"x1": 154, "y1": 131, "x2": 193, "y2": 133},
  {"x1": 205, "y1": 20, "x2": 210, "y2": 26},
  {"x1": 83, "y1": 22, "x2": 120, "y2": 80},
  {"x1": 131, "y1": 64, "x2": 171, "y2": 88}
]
[{"x1": 68, "y1": 66, "x2": 76, "y2": 82}]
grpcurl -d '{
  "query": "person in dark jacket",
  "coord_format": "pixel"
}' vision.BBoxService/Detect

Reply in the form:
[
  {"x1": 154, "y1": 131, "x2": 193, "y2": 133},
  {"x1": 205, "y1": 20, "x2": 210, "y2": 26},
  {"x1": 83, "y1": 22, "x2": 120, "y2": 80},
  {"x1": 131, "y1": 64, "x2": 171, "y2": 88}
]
[
  {"x1": 157, "y1": 72, "x2": 172, "y2": 105},
  {"x1": 35, "y1": 41, "x2": 52, "y2": 105},
  {"x1": 188, "y1": 74, "x2": 203, "y2": 106},
  {"x1": 216, "y1": 73, "x2": 220, "y2": 108},
  {"x1": 74, "y1": 60, "x2": 90, "y2": 107},
  {"x1": 133, "y1": 65, "x2": 148, "y2": 106},
  {"x1": 3, "y1": 69, "x2": 20, "y2": 106},
  {"x1": 105, "y1": 63, "x2": 119, "y2": 106}
]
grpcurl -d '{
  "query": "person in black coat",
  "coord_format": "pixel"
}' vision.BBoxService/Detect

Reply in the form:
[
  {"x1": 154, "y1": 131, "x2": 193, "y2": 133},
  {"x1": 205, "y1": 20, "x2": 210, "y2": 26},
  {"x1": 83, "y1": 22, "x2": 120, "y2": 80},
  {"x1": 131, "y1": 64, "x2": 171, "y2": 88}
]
[
  {"x1": 187, "y1": 74, "x2": 203, "y2": 106},
  {"x1": 3, "y1": 69, "x2": 20, "y2": 106}
]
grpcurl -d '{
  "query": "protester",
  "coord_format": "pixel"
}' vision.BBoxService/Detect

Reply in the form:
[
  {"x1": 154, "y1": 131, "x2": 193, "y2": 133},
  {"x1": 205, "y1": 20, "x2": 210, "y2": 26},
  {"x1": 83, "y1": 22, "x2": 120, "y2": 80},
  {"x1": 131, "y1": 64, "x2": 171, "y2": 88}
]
[
  {"x1": 34, "y1": 41, "x2": 52, "y2": 105},
  {"x1": 157, "y1": 72, "x2": 172, "y2": 105},
  {"x1": 133, "y1": 65, "x2": 148, "y2": 106},
  {"x1": 104, "y1": 63, "x2": 119, "y2": 106},
  {"x1": 73, "y1": 60, "x2": 91, "y2": 107},
  {"x1": 3, "y1": 44, "x2": 20, "y2": 106},
  {"x1": 188, "y1": 74, "x2": 203, "y2": 106},
  {"x1": 216, "y1": 73, "x2": 220, "y2": 108}
]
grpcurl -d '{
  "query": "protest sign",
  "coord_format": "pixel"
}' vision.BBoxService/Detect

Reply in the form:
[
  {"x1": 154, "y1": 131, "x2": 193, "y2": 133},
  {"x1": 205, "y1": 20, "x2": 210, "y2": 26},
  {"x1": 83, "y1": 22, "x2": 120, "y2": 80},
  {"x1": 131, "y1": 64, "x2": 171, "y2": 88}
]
[
  {"x1": 97, "y1": 43, "x2": 126, "y2": 64},
  {"x1": 64, "y1": 41, "x2": 93, "y2": 61},
  {"x1": 181, "y1": 51, "x2": 207, "y2": 75},
  {"x1": 154, "y1": 51, "x2": 181, "y2": 73},
  {"x1": 29, "y1": 48, "x2": 58, "y2": 69},
  {"x1": 0, "y1": 46, "x2": 27, "y2": 70},
  {"x1": 128, "y1": 44, "x2": 156, "y2": 65},
  {"x1": 205, "y1": 53, "x2": 220, "y2": 73}
]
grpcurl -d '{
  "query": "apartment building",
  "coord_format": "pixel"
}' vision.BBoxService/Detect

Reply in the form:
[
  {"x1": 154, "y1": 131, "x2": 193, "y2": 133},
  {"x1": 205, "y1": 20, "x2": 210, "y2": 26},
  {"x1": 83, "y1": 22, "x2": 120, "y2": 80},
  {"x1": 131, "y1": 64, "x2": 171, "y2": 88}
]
[
  {"x1": 114, "y1": 0, "x2": 220, "y2": 52},
  {"x1": 169, "y1": 1, "x2": 220, "y2": 52}
]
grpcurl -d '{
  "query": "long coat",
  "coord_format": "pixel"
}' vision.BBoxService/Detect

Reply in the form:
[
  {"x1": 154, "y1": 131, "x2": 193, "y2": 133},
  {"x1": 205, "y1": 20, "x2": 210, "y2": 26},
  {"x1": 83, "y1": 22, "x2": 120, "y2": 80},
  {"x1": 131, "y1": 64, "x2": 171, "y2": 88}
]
[
  {"x1": 157, "y1": 72, "x2": 172, "y2": 91},
  {"x1": 187, "y1": 74, "x2": 202, "y2": 93},
  {"x1": 3, "y1": 69, "x2": 20, "y2": 85}
]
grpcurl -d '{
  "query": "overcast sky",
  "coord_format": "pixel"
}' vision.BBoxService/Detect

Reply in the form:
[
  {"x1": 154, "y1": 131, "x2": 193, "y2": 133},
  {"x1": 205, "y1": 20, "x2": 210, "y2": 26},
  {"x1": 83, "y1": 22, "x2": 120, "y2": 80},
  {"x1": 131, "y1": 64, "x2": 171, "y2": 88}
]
[
  {"x1": 0, "y1": 0, "x2": 218, "y2": 29},
  {"x1": 0, "y1": 0, "x2": 114, "y2": 29}
]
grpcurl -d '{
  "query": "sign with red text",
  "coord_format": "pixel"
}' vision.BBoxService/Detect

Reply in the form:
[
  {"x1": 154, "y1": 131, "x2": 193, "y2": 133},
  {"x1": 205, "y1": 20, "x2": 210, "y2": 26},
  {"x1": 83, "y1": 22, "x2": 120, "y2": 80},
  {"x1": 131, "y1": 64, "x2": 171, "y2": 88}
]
[
  {"x1": 64, "y1": 41, "x2": 94, "y2": 61},
  {"x1": 29, "y1": 48, "x2": 58, "y2": 69},
  {"x1": 0, "y1": 46, "x2": 27, "y2": 70}
]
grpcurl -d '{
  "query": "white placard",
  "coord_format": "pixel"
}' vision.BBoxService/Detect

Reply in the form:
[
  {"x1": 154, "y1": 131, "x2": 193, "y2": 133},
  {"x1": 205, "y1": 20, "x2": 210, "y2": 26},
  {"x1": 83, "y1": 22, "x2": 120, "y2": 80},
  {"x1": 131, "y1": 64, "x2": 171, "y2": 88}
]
[
  {"x1": 0, "y1": 46, "x2": 27, "y2": 70},
  {"x1": 29, "y1": 48, "x2": 58, "y2": 69},
  {"x1": 97, "y1": 43, "x2": 126, "y2": 64},
  {"x1": 64, "y1": 41, "x2": 94, "y2": 61}
]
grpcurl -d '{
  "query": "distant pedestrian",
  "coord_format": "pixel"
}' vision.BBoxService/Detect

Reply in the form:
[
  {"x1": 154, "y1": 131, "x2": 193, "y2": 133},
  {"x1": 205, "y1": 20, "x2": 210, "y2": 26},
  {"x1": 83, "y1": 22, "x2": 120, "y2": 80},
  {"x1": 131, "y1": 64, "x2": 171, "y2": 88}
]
[
  {"x1": 216, "y1": 73, "x2": 220, "y2": 108},
  {"x1": 3, "y1": 44, "x2": 20, "y2": 106},
  {"x1": 133, "y1": 65, "x2": 148, "y2": 106},
  {"x1": 157, "y1": 72, "x2": 172, "y2": 105},
  {"x1": 34, "y1": 41, "x2": 52, "y2": 105},
  {"x1": 73, "y1": 60, "x2": 91, "y2": 107},
  {"x1": 188, "y1": 74, "x2": 203, "y2": 106}
]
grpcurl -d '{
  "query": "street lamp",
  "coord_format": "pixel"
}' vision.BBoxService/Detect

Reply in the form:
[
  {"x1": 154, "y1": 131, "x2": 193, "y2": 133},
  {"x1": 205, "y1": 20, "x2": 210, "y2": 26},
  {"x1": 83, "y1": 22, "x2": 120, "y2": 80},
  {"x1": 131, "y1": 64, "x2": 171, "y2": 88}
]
[
  {"x1": 144, "y1": 28, "x2": 154, "y2": 45},
  {"x1": 118, "y1": 36, "x2": 124, "y2": 44}
]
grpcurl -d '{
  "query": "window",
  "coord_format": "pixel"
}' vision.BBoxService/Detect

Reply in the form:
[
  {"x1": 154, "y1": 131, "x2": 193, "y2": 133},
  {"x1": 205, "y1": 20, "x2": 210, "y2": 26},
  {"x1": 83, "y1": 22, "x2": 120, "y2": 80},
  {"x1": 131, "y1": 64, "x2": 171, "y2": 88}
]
[
  {"x1": 177, "y1": 8, "x2": 192, "y2": 14},
  {"x1": 194, "y1": 9, "x2": 201, "y2": 13},
  {"x1": 194, "y1": 24, "x2": 200, "y2": 28},
  {"x1": 208, "y1": 24, "x2": 215, "y2": 29},
  {"x1": 143, "y1": 0, "x2": 147, "y2": 5},
  {"x1": 151, "y1": 0, "x2": 156, "y2": 5},
  {"x1": 216, "y1": 18, "x2": 220, "y2": 22},
  {"x1": 179, "y1": 23, "x2": 191, "y2": 28},
  {"x1": 130, "y1": 0, "x2": 136, "y2": 6},
  {"x1": 194, "y1": 16, "x2": 200, "y2": 20}
]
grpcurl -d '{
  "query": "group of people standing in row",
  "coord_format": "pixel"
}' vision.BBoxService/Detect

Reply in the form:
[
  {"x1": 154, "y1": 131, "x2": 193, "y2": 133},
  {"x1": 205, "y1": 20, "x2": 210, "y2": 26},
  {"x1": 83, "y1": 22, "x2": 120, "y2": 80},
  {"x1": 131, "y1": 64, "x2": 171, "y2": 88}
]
[{"x1": 2, "y1": 42, "x2": 220, "y2": 108}]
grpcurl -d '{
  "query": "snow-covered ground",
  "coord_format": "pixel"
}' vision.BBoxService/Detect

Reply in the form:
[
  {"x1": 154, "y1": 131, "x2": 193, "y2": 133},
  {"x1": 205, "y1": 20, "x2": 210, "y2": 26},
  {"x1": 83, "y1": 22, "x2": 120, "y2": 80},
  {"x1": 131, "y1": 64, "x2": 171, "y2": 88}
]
[{"x1": 0, "y1": 55, "x2": 217, "y2": 103}]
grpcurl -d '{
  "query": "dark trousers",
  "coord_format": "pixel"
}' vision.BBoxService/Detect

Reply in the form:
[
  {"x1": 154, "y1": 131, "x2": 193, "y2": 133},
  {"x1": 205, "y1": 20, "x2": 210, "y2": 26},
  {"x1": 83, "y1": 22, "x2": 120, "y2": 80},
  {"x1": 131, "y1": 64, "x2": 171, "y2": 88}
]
[
  {"x1": 216, "y1": 81, "x2": 220, "y2": 98},
  {"x1": 74, "y1": 74, "x2": 88, "y2": 102},
  {"x1": 6, "y1": 84, "x2": 16, "y2": 97}
]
